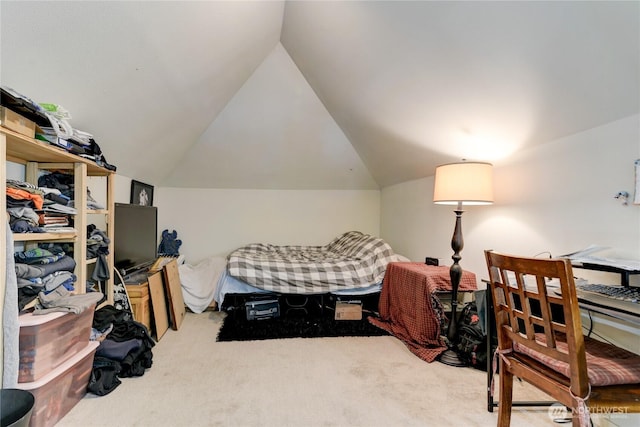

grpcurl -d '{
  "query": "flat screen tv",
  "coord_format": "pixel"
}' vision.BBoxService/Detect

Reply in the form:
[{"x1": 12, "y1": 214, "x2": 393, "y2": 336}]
[{"x1": 114, "y1": 203, "x2": 158, "y2": 275}]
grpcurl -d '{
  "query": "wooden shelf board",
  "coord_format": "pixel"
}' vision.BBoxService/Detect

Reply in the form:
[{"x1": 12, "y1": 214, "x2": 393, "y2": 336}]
[
  {"x1": 2, "y1": 127, "x2": 111, "y2": 176},
  {"x1": 13, "y1": 232, "x2": 77, "y2": 242}
]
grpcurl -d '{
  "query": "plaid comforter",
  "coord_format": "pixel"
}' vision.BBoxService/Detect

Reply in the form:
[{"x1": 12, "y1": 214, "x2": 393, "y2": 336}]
[{"x1": 227, "y1": 231, "x2": 403, "y2": 294}]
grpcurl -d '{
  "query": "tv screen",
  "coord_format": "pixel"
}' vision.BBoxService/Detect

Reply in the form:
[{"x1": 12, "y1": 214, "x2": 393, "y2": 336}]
[{"x1": 114, "y1": 203, "x2": 158, "y2": 274}]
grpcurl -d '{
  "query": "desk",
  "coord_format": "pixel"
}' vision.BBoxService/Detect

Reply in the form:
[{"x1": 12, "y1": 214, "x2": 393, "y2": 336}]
[
  {"x1": 571, "y1": 261, "x2": 640, "y2": 287},
  {"x1": 579, "y1": 301, "x2": 640, "y2": 327}
]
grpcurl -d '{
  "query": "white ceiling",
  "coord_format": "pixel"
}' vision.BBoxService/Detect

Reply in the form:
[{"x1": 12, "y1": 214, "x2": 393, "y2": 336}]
[{"x1": 1, "y1": 1, "x2": 638, "y2": 189}]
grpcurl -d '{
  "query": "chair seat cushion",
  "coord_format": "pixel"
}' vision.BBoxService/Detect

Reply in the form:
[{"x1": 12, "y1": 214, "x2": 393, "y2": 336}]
[{"x1": 514, "y1": 333, "x2": 640, "y2": 386}]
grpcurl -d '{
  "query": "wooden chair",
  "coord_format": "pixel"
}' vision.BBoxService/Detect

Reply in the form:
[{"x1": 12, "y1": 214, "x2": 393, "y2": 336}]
[{"x1": 484, "y1": 250, "x2": 640, "y2": 427}]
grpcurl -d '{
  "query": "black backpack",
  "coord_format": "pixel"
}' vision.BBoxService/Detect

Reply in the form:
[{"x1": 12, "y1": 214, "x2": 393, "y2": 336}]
[{"x1": 455, "y1": 301, "x2": 490, "y2": 371}]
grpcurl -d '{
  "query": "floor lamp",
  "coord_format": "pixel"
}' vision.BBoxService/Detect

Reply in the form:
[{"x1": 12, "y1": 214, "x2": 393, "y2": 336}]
[{"x1": 433, "y1": 161, "x2": 494, "y2": 366}]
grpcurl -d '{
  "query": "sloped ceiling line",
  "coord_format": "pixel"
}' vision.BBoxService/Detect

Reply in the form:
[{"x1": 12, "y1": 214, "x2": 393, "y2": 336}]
[{"x1": 1, "y1": 1, "x2": 638, "y2": 189}]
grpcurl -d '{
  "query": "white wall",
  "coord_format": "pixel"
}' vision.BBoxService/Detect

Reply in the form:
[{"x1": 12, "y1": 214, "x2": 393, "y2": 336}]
[
  {"x1": 6, "y1": 162, "x2": 24, "y2": 180},
  {"x1": 381, "y1": 114, "x2": 640, "y2": 278},
  {"x1": 87, "y1": 174, "x2": 131, "y2": 205},
  {"x1": 89, "y1": 177, "x2": 380, "y2": 266},
  {"x1": 381, "y1": 114, "x2": 640, "y2": 352},
  {"x1": 155, "y1": 188, "x2": 380, "y2": 264}
]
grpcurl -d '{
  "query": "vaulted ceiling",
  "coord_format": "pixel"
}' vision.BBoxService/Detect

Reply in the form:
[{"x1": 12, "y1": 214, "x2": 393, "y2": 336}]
[{"x1": 1, "y1": 1, "x2": 638, "y2": 189}]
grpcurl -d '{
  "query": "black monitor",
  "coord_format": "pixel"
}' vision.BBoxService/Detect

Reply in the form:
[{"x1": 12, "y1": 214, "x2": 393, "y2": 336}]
[{"x1": 114, "y1": 203, "x2": 158, "y2": 275}]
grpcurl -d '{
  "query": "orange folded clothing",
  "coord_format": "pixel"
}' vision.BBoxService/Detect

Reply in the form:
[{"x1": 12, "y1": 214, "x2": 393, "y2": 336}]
[{"x1": 6, "y1": 187, "x2": 44, "y2": 209}]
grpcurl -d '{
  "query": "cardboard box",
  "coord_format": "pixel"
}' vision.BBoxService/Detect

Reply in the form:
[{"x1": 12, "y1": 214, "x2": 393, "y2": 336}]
[
  {"x1": 18, "y1": 305, "x2": 95, "y2": 383},
  {"x1": 335, "y1": 301, "x2": 362, "y2": 320},
  {"x1": 0, "y1": 106, "x2": 36, "y2": 138},
  {"x1": 18, "y1": 341, "x2": 98, "y2": 427}
]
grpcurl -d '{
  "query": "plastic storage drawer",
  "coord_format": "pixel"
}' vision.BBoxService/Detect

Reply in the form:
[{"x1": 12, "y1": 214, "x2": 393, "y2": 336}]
[
  {"x1": 18, "y1": 305, "x2": 95, "y2": 383},
  {"x1": 17, "y1": 341, "x2": 98, "y2": 427}
]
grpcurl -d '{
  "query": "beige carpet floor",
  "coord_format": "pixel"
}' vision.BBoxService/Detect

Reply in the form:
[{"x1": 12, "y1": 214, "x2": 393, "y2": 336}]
[{"x1": 57, "y1": 311, "x2": 560, "y2": 427}]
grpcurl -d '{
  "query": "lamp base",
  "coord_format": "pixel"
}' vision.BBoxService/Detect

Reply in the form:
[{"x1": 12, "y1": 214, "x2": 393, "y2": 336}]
[{"x1": 438, "y1": 348, "x2": 467, "y2": 367}]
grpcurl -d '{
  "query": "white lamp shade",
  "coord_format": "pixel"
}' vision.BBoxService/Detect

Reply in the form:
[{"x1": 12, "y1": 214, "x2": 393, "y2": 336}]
[{"x1": 433, "y1": 162, "x2": 494, "y2": 205}]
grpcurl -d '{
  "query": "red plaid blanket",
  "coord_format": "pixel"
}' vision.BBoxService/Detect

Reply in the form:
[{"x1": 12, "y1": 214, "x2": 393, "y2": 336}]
[{"x1": 369, "y1": 262, "x2": 477, "y2": 362}]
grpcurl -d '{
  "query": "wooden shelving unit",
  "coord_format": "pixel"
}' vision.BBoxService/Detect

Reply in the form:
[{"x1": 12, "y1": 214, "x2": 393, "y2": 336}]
[{"x1": 2, "y1": 125, "x2": 115, "y2": 305}]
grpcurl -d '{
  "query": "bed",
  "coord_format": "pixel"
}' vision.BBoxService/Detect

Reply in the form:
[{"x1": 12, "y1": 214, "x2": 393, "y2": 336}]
[{"x1": 213, "y1": 231, "x2": 409, "y2": 309}]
